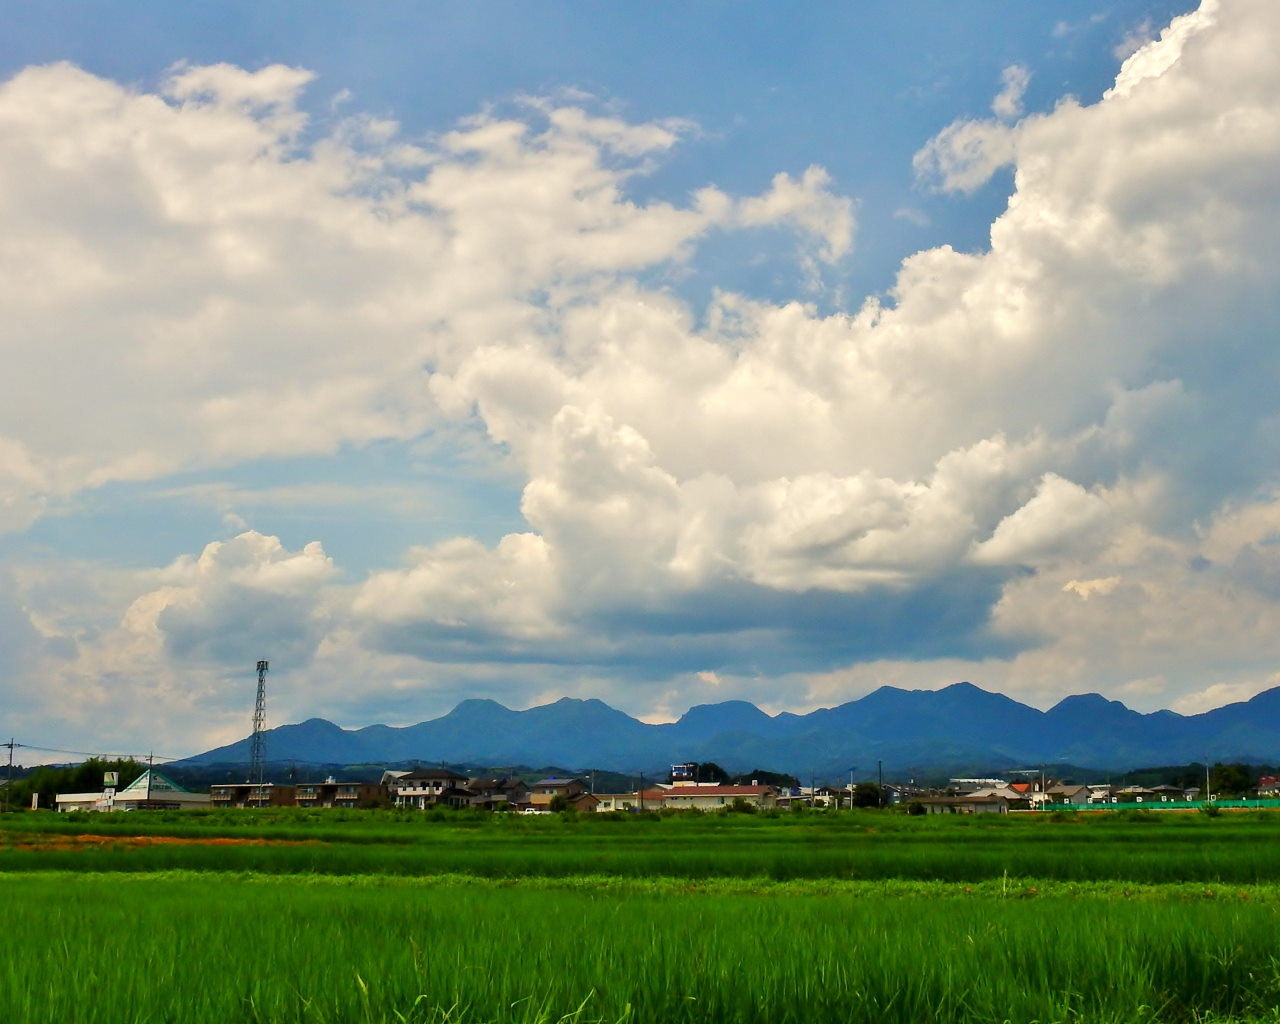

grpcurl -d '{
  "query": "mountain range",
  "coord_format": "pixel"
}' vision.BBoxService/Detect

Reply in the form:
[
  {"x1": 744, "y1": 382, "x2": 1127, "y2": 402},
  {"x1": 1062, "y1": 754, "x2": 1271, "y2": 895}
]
[{"x1": 180, "y1": 682, "x2": 1280, "y2": 777}]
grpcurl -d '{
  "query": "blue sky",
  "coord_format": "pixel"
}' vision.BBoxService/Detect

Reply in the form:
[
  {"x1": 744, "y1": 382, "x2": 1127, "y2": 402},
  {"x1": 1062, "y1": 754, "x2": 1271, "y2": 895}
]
[{"x1": 4, "y1": 0, "x2": 1279, "y2": 760}]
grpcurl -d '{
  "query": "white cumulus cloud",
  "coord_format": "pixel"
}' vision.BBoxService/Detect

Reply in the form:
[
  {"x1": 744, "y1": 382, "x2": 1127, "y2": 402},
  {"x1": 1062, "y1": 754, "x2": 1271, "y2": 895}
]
[{"x1": 8, "y1": 0, "x2": 1280, "y2": 750}]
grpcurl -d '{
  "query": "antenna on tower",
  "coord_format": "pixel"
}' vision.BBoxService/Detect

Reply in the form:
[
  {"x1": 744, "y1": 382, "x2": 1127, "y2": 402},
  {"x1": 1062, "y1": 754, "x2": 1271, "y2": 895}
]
[{"x1": 249, "y1": 660, "x2": 269, "y2": 786}]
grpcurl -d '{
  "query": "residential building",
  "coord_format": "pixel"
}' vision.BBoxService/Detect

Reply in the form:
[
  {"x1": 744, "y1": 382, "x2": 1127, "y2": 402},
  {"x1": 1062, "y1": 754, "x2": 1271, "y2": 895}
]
[
  {"x1": 466, "y1": 776, "x2": 530, "y2": 810},
  {"x1": 948, "y1": 778, "x2": 1008, "y2": 794},
  {"x1": 660, "y1": 784, "x2": 778, "y2": 812},
  {"x1": 1047, "y1": 784, "x2": 1091, "y2": 805},
  {"x1": 528, "y1": 777, "x2": 584, "y2": 808},
  {"x1": 917, "y1": 794, "x2": 1009, "y2": 815},
  {"x1": 593, "y1": 787, "x2": 667, "y2": 812},
  {"x1": 593, "y1": 792, "x2": 636, "y2": 812},
  {"x1": 294, "y1": 778, "x2": 385, "y2": 809},
  {"x1": 210, "y1": 782, "x2": 296, "y2": 808},
  {"x1": 1110, "y1": 785, "x2": 1157, "y2": 804},
  {"x1": 387, "y1": 768, "x2": 472, "y2": 809}
]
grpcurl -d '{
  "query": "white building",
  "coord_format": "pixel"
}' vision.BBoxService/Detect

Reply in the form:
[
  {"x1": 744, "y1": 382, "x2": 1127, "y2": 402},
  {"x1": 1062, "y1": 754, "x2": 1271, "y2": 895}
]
[{"x1": 56, "y1": 770, "x2": 211, "y2": 812}]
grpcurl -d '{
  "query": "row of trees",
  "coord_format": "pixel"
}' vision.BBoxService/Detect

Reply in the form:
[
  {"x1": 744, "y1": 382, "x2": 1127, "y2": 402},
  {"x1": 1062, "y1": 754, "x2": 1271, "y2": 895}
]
[
  {"x1": 2, "y1": 758, "x2": 144, "y2": 812},
  {"x1": 1116, "y1": 761, "x2": 1269, "y2": 799}
]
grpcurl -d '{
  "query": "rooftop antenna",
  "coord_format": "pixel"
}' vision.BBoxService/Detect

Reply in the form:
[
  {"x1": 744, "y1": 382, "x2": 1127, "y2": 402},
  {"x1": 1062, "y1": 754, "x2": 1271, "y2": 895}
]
[{"x1": 249, "y1": 660, "x2": 269, "y2": 787}]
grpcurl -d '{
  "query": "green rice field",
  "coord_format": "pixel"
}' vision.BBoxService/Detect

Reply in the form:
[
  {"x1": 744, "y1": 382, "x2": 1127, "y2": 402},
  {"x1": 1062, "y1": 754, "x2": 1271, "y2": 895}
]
[{"x1": 5, "y1": 810, "x2": 1280, "y2": 1023}]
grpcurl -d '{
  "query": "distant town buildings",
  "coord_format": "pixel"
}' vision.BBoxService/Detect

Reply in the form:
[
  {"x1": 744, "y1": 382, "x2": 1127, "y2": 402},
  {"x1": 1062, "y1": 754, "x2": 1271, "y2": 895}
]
[{"x1": 48, "y1": 767, "x2": 1251, "y2": 814}]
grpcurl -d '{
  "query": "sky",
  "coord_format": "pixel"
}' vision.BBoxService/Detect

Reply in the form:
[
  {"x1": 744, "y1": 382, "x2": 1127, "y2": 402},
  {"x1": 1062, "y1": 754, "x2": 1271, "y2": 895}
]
[{"x1": 4, "y1": 0, "x2": 1280, "y2": 761}]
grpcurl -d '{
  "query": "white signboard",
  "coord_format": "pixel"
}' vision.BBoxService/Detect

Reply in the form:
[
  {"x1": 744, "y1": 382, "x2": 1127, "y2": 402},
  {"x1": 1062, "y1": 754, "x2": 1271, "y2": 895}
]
[{"x1": 103, "y1": 771, "x2": 118, "y2": 787}]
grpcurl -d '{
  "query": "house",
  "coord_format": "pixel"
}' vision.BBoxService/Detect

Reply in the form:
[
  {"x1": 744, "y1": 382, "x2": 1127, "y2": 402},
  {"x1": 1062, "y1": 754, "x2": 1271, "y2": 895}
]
[
  {"x1": 966, "y1": 786, "x2": 1024, "y2": 803},
  {"x1": 948, "y1": 778, "x2": 1009, "y2": 794},
  {"x1": 466, "y1": 777, "x2": 530, "y2": 810},
  {"x1": 210, "y1": 782, "x2": 296, "y2": 808},
  {"x1": 660, "y1": 784, "x2": 778, "y2": 812},
  {"x1": 1007, "y1": 781, "x2": 1050, "y2": 808},
  {"x1": 294, "y1": 777, "x2": 385, "y2": 809},
  {"x1": 774, "y1": 788, "x2": 804, "y2": 809},
  {"x1": 773, "y1": 785, "x2": 841, "y2": 809},
  {"x1": 1047, "y1": 784, "x2": 1091, "y2": 805},
  {"x1": 593, "y1": 792, "x2": 635, "y2": 812},
  {"x1": 387, "y1": 768, "x2": 472, "y2": 809},
  {"x1": 882, "y1": 784, "x2": 920, "y2": 806},
  {"x1": 812, "y1": 785, "x2": 842, "y2": 808},
  {"x1": 593, "y1": 787, "x2": 667, "y2": 812},
  {"x1": 527, "y1": 778, "x2": 599, "y2": 812},
  {"x1": 57, "y1": 769, "x2": 211, "y2": 812},
  {"x1": 917, "y1": 794, "x2": 1009, "y2": 815},
  {"x1": 1110, "y1": 785, "x2": 1157, "y2": 804}
]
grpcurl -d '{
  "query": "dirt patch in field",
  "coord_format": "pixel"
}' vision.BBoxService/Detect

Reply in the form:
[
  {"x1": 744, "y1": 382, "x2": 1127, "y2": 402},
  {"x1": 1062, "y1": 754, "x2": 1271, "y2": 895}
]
[{"x1": 4, "y1": 833, "x2": 324, "y2": 851}]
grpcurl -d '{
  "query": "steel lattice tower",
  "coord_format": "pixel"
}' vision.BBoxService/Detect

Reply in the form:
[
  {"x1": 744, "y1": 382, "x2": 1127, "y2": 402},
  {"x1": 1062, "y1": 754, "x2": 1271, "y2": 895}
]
[{"x1": 250, "y1": 660, "x2": 269, "y2": 786}]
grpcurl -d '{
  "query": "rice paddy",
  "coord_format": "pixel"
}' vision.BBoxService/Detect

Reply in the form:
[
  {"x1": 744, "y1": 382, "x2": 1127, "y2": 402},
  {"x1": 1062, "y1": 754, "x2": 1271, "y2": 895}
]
[{"x1": 5, "y1": 810, "x2": 1280, "y2": 1022}]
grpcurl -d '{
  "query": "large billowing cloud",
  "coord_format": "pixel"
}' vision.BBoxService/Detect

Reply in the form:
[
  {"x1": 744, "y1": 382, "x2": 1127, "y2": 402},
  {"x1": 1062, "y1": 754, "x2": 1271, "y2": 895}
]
[{"x1": 5, "y1": 0, "x2": 1280, "y2": 753}]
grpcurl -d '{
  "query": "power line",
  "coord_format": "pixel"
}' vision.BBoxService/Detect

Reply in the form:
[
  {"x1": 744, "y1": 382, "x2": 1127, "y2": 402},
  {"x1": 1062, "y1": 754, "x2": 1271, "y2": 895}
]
[
  {"x1": 5, "y1": 742, "x2": 185, "y2": 762},
  {"x1": 2, "y1": 740, "x2": 409, "y2": 770}
]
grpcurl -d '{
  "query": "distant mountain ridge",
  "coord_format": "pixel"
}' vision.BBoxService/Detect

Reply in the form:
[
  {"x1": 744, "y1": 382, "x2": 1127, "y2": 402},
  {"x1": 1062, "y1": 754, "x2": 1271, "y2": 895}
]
[{"x1": 181, "y1": 683, "x2": 1280, "y2": 777}]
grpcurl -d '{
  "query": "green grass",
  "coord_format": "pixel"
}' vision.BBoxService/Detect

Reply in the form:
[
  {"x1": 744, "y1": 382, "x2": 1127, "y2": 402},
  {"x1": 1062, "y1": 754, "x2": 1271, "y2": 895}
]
[
  {"x1": 7, "y1": 811, "x2": 1280, "y2": 1021},
  {"x1": 6, "y1": 809, "x2": 1280, "y2": 883},
  {"x1": 5, "y1": 872, "x2": 1280, "y2": 1023}
]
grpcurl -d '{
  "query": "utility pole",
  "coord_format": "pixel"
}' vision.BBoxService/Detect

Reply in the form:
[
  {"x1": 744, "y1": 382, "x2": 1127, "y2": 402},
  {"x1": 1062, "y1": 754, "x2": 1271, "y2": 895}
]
[
  {"x1": 4, "y1": 738, "x2": 14, "y2": 812},
  {"x1": 878, "y1": 760, "x2": 884, "y2": 808},
  {"x1": 146, "y1": 752, "x2": 154, "y2": 807}
]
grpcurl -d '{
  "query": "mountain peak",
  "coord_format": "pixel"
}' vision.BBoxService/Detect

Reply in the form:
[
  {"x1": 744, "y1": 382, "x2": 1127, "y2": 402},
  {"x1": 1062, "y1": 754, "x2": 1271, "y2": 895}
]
[
  {"x1": 453, "y1": 698, "x2": 510, "y2": 711},
  {"x1": 1048, "y1": 693, "x2": 1134, "y2": 716},
  {"x1": 677, "y1": 700, "x2": 772, "y2": 726}
]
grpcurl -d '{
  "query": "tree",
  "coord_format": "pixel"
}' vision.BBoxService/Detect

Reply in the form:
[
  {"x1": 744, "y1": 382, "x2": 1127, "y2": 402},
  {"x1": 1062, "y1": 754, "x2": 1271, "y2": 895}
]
[
  {"x1": 730, "y1": 769, "x2": 801, "y2": 789},
  {"x1": 8, "y1": 757, "x2": 145, "y2": 812},
  {"x1": 851, "y1": 783, "x2": 883, "y2": 808},
  {"x1": 673, "y1": 762, "x2": 730, "y2": 785},
  {"x1": 1210, "y1": 763, "x2": 1252, "y2": 798}
]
